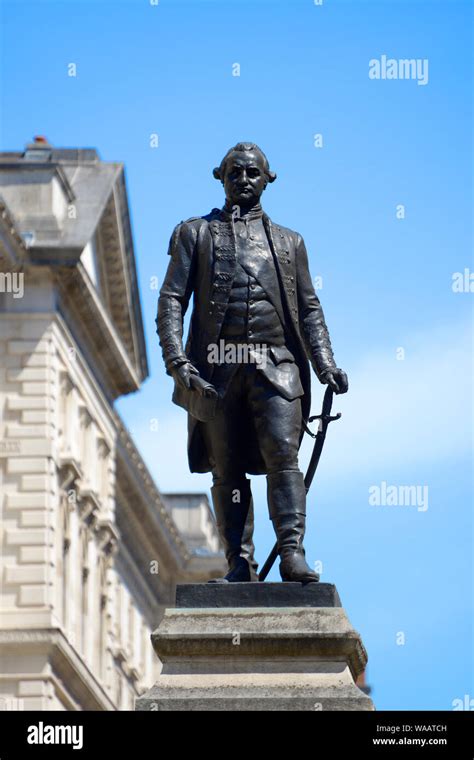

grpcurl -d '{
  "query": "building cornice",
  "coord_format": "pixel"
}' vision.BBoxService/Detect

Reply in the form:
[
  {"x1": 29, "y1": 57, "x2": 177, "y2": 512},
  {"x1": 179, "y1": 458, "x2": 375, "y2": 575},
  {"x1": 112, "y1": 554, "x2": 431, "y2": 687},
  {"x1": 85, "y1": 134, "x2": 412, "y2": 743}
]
[
  {"x1": 56, "y1": 262, "x2": 142, "y2": 398},
  {"x1": 0, "y1": 161, "x2": 76, "y2": 203},
  {"x1": 108, "y1": 172, "x2": 148, "y2": 382},
  {"x1": 0, "y1": 148, "x2": 149, "y2": 389},
  {"x1": 0, "y1": 197, "x2": 28, "y2": 268},
  {"x1": 0, "y1": 628, "x2": 116, "y2": 711}
]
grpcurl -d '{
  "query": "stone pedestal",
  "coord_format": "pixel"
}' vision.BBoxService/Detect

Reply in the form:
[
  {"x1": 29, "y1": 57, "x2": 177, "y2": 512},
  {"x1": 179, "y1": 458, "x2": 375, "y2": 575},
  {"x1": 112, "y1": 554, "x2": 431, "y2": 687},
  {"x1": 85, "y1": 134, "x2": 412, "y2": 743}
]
[{"x1": 136, "y1": 583, "x2": 374, "y2": 711}]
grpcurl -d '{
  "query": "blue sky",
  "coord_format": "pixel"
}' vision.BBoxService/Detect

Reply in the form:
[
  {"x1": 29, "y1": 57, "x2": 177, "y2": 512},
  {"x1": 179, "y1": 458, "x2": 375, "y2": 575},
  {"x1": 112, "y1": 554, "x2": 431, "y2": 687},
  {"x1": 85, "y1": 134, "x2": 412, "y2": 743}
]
[{"x1": 1, "y1": 0, "x2": 472, "y2": 710}]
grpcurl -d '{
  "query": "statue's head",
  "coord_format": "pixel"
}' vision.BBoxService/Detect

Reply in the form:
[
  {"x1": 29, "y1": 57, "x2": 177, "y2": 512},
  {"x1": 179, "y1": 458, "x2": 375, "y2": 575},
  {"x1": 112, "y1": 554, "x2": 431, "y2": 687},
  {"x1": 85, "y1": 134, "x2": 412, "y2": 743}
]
[{"x1": 213, "y1": 142, "x2": 276, "y2": 207}]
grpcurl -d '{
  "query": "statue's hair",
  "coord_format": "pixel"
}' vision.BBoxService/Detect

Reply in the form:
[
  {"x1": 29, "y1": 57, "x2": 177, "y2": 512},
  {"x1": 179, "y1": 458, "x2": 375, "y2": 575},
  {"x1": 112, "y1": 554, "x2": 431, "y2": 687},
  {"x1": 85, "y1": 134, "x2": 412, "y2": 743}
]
[{"x1": 213, "y1": 142, "x2": 277, "y2": 183}]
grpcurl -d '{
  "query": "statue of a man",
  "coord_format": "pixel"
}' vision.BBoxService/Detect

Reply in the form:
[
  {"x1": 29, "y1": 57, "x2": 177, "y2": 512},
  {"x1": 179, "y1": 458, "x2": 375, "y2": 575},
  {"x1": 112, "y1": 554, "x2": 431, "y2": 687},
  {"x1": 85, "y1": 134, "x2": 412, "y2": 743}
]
[{"x1": 156, "y1": 143, "x2": 348, "y2": 584}]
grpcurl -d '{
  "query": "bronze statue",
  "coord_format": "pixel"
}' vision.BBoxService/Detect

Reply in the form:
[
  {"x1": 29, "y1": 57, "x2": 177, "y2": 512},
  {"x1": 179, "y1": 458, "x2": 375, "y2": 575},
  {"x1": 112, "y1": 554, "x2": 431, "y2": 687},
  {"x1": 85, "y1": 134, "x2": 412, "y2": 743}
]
[{"x1": 156, "y1": 143, "x2": 348, "y2": 584}]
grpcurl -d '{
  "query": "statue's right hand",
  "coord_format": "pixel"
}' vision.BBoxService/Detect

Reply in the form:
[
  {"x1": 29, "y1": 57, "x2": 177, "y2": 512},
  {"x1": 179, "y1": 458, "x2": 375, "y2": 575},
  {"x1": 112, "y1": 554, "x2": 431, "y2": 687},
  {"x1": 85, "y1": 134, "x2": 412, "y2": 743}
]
[{"x1": 170, "y1": 362, "x2": 200, "y2": 391}]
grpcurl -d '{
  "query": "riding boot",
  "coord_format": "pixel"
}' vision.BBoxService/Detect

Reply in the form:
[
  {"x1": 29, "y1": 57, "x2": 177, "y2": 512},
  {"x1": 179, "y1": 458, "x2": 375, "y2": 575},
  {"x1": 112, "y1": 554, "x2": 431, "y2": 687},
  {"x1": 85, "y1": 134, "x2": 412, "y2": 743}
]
[
  {"x1": 209, "y1": 478, "x2": 258, "y2": 583},
  {"x1": 267, "y1": 470, "x2": 319, "y2": 583}
]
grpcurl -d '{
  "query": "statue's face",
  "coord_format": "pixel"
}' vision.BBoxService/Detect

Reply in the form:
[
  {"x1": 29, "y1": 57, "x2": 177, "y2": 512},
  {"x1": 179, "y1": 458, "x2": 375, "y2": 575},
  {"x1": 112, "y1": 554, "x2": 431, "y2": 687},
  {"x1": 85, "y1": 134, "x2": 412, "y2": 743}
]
[{"x1": 222, "y1": 151, "x2": 267, "y2": 207}]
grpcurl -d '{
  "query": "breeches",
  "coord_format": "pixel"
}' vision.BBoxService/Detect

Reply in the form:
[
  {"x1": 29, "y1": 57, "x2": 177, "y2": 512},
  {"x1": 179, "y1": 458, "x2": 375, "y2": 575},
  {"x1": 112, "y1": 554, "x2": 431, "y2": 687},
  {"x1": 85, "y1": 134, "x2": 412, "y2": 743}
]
[{"x1": 201, "y1": 362, "x2": 302, "y2": 485}]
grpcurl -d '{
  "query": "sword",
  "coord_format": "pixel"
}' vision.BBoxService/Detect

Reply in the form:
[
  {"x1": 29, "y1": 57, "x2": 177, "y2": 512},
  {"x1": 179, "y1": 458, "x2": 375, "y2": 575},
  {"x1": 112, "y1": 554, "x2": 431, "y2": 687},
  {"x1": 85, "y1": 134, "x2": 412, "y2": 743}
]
[{"x1": 257, "y1": 386, "x2": 341, "y2": 582}]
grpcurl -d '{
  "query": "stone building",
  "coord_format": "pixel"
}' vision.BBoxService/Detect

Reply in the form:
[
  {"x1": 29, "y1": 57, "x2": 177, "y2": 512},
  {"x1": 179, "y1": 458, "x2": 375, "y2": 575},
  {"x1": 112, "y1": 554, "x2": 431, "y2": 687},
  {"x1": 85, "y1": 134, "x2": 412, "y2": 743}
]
[{"x1": 0, "y1": 138, "x2": 225, "y2": 711}]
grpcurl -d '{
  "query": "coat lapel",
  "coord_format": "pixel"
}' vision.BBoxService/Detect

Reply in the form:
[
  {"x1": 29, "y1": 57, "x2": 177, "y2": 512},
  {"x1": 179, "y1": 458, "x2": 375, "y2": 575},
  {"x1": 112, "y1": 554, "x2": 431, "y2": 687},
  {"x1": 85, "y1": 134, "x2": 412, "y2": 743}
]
[{"x1": 262, "y1": 214, "x2": 298, "y2": 330}]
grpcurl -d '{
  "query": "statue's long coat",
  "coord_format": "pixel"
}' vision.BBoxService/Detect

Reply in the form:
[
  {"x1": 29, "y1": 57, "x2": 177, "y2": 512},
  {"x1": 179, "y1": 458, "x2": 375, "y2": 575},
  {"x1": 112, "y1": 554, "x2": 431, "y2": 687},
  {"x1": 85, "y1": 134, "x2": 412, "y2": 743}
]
[{"x1": 156, "y1": 208, "x2": 336, "y2": 474}]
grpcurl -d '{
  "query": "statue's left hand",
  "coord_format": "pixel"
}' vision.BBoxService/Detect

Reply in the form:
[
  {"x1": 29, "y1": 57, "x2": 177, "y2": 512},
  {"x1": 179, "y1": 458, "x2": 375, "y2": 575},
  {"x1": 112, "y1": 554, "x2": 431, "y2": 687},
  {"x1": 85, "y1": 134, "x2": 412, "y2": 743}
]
[{"x1": 323, "y1": 368, "x2": 349, "y2": 395}]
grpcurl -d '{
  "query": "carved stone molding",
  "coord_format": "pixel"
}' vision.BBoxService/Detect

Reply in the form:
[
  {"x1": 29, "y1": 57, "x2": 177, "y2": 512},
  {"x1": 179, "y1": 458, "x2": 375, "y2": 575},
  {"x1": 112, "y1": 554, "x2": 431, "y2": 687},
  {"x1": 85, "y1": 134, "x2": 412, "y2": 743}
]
[
  {"x1": 77, "y1": 488, "x2": 101, "y2": 527},
  {"x1": 58, "y1": 458, "x2": 83, "y2": 491},
  {"x1": 0, "y1": 629, "x2": 116, "y2": 711},
  {"x1": 0, "y1": 197, "x2": 28, "y2": 267},
  {"x1": 94, "y1": 519, "x2": 120, "y2": 557}
]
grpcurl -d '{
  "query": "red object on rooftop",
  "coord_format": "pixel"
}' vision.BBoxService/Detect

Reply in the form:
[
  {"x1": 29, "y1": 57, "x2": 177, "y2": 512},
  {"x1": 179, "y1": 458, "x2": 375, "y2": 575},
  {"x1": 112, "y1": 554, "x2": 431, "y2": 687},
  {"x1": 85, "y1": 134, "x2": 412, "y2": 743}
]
[{"x1": 33, "y1": 135, "x2": 48, "y2": 144}]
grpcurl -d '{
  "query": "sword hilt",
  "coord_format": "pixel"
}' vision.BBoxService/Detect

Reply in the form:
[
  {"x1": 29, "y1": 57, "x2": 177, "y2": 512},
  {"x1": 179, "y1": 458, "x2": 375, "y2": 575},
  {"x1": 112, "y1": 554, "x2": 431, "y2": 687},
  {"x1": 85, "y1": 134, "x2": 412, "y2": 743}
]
[
  {"x1": 309, "y1": 412, "x2": 342, "y2": 423},
  {"x1": 304, "y1": 387, "x2": 341, "y2": 433},
  {"x1": 304, "y1": 411, "x2": 341, "y2": 437}
]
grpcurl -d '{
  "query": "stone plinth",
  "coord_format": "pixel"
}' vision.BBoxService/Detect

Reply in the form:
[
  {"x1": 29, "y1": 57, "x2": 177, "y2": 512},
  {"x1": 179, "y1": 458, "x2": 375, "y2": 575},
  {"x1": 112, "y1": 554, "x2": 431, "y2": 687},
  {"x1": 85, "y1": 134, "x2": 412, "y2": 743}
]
[{"x1": 135, "y1": 583, "x2": 374, "y2": 711}]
